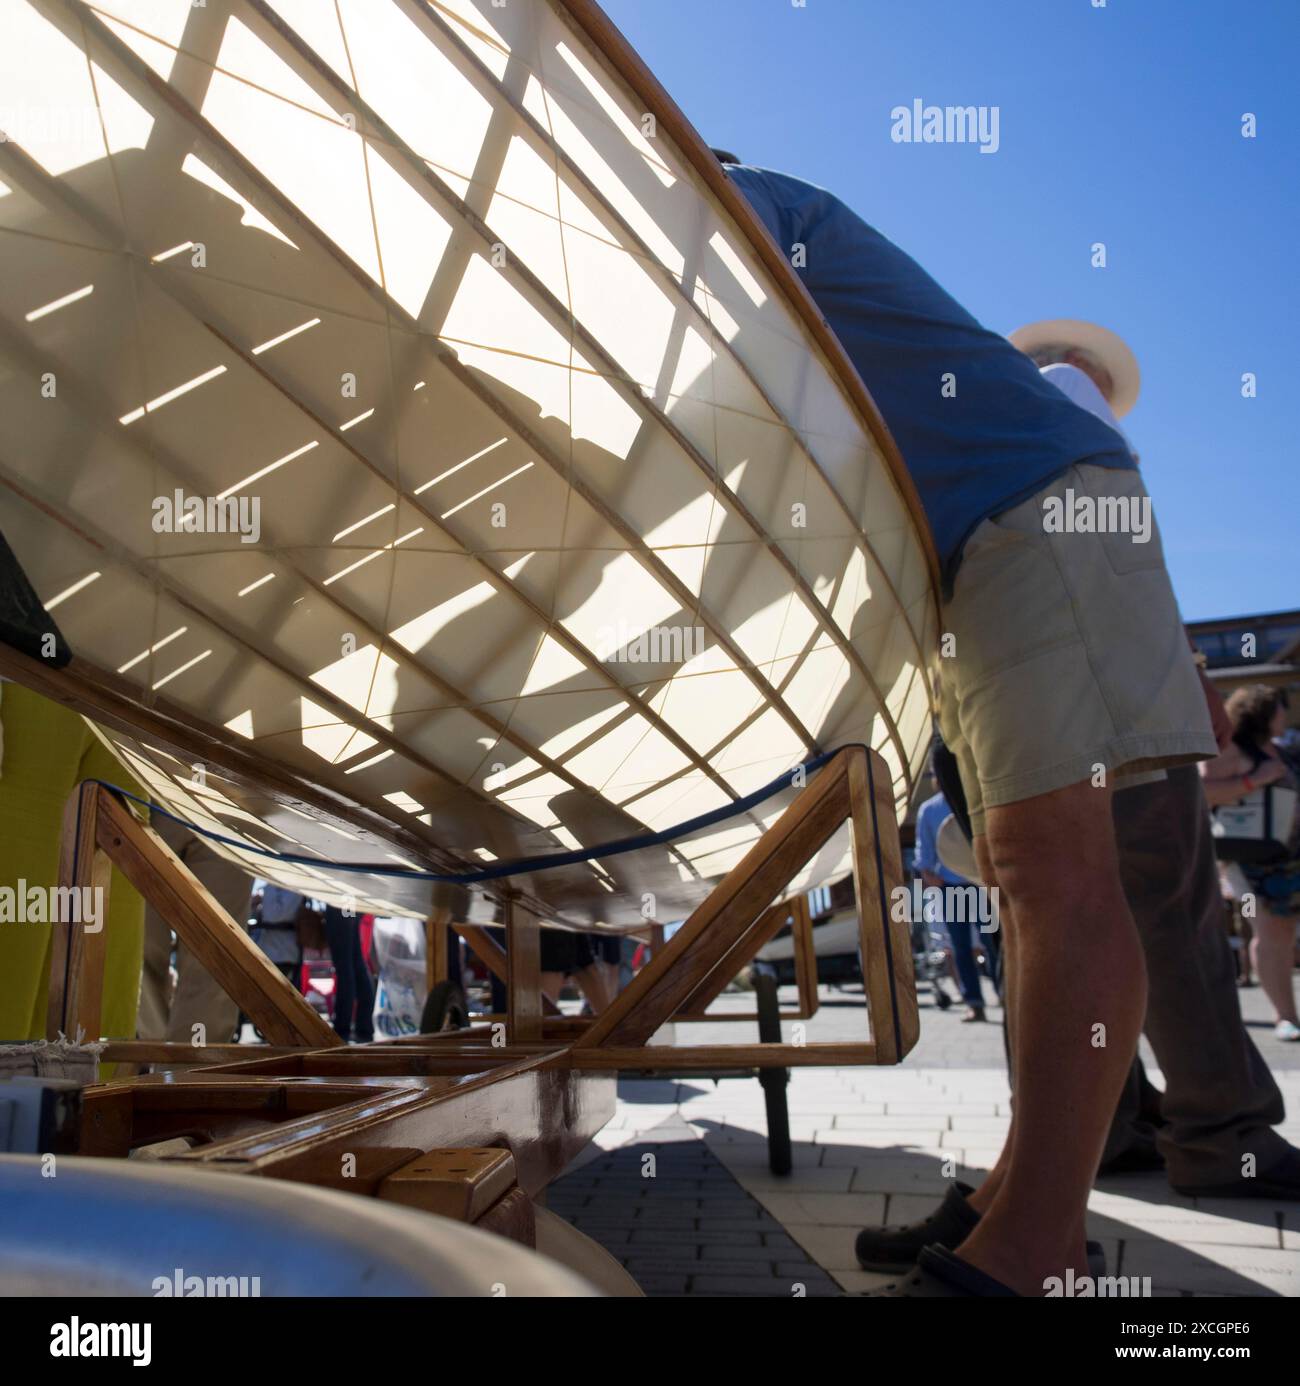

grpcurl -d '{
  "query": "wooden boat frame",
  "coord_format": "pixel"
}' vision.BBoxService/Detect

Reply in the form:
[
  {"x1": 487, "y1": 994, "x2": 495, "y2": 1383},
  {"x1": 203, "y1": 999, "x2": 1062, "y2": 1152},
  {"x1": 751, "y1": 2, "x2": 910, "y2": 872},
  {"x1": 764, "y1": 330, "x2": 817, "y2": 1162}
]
[
  {"x1": 0, "y1": 0, "x2": 942, "y2": 928},
  {"x1": 52, "y1": 744, "x2": 916, "y2": 1249}
]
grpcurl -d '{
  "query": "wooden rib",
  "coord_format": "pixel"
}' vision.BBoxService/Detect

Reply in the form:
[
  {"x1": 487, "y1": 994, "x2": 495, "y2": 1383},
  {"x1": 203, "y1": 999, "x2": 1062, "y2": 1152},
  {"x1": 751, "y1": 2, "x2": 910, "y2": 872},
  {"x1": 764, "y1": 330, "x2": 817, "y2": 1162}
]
[
  {"x1": 671, "y1": 890, "x2": 818, "y2": 1021},
  {"x1": 456, "y1": 924, "x2": 509, "y2": 985},
  {"x1": 399, "y1": 0, "x2": 933, "y2": 711},
  {"x1": 426, "y1": 907, "x2": 452, "y2": 993},
  {"x1": 23, "y1": 5, "x2": 782, "y2": 829}
]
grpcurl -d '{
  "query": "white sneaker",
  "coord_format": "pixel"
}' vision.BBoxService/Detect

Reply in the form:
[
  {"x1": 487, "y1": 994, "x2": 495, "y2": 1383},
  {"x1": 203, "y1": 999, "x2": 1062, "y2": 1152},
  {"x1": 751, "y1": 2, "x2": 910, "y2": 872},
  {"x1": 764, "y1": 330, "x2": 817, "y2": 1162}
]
[{"x1": 1275, "y1": 1019, "x2": 1300, "y2": 1042}]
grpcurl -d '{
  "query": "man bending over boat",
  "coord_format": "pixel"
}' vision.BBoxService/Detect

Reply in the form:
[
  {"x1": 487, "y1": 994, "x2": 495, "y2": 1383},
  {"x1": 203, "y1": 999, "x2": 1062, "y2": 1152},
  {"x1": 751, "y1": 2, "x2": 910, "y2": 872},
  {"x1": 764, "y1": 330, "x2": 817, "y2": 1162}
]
[{"x1": 718, "y1": 156, "x2": 1216, "y2": 1297}]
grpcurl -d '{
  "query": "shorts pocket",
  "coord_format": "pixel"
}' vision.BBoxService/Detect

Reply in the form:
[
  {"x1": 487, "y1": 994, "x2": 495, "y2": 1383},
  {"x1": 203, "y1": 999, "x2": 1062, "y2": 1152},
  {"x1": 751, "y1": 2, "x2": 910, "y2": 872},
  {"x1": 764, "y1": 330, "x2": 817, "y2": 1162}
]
[
  {"x1": 1074, "y1": 466, "x2": 1166, "y2": 575},
  {"x1": 943, "y1": 513, "x2": 1081, "y2": 696}
]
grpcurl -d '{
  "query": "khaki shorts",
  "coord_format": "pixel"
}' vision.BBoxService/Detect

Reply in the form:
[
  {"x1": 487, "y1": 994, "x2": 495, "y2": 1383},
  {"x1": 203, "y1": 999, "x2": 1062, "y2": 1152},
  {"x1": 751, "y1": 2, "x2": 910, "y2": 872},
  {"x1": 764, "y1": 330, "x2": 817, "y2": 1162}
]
[{"x1": 935, "y1": 463, "x2": 1216, "y2": 836}]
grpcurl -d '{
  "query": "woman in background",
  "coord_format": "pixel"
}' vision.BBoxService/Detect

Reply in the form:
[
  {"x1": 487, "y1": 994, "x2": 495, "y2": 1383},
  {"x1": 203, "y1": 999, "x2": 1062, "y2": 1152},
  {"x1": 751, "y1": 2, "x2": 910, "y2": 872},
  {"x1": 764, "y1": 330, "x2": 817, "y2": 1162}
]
[{"x1": 1202, "y1": 686, "x2": 1300, "y2": 1040}]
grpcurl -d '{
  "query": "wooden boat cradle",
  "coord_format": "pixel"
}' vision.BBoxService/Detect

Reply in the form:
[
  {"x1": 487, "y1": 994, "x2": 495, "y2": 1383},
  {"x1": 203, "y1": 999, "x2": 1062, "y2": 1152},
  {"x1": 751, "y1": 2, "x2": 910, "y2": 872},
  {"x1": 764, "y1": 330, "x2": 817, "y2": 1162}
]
[{"x1": 53, "y1": 744, "x2": 917, "y2": 1249}]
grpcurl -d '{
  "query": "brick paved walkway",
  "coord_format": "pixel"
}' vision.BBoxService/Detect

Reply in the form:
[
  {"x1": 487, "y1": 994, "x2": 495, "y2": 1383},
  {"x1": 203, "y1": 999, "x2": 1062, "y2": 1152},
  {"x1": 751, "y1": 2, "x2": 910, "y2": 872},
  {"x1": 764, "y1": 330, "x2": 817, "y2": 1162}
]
[{"x1": 550, "y1": 980, "x2": 1300, "y2": 1296}]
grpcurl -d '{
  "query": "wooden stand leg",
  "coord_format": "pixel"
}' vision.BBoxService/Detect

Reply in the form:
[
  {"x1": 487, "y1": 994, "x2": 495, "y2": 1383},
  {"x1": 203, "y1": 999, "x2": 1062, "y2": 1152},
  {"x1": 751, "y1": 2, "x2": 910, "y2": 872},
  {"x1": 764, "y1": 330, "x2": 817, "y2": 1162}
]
[
  {"x1": 791, "y1": 893, "x2": 820, "y2": 1020},
  {"x1": 48, "y1": 781, "x2": 113, "y2": 1040},
  {"x1": 426, "y1": 907, "x2": 451, "y2": 995},
  {"x1": 47, "y1": 783, "x2": 341, "y2": 1049},
  {"x1": 848, "y1": 749, "x2": 918, "y2": 1063},
  {"x1": 505, "y1": 896, "x2": 542, "y2": 1043}
]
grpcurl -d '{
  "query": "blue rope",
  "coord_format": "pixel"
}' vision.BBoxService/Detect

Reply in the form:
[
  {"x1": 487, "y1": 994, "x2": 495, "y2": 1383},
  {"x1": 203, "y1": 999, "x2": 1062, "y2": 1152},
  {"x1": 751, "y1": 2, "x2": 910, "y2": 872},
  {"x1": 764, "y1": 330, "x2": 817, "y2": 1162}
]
[{"x1": 87, "y1": 744, "x2": 857, "y2": 886}]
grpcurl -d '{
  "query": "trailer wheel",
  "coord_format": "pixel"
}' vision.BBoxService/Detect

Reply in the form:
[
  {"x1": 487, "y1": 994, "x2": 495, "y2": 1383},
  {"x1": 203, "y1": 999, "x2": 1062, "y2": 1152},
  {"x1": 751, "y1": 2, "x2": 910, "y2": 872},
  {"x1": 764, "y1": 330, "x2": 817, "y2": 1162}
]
[
  {"x1": 420, "y1": 980, "x2": 471, "y2": 1033},
  {"x1": 753, "y1": 964, "x2": 792, "y2": 1176}
]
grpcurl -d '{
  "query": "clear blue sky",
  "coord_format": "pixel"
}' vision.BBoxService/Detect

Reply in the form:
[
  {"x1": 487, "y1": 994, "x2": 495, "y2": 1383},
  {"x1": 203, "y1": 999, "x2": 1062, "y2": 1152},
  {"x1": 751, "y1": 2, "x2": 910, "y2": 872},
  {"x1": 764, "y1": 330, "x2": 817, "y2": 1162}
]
[{"x1": 602, "y1": 0, "x2": 1297, "y2": 621}]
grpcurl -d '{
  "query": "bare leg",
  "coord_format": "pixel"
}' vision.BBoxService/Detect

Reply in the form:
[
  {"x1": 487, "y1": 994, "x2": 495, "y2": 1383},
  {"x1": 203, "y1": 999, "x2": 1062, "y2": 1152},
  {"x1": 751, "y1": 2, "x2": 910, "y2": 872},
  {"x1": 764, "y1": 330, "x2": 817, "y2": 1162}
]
[
  {"x1": 952, "y1": 780, "x2": 1145, "y2": 1294},
  {"x1": 966, "y1": 838, "x2": 1016, "y2": 1216},
  {"x1": 1251, "y1": 907, "x2": 1299, "y2": 1025},
  {"x1": 596, "y1": 960, "x2": 621, "y2": 1002},
  {"x1": 540, "y1": 970, "x2": 566, "y2": 1006},
  {"x1": 573, "y1": 963, "x2": 613, "y2": 1014}
]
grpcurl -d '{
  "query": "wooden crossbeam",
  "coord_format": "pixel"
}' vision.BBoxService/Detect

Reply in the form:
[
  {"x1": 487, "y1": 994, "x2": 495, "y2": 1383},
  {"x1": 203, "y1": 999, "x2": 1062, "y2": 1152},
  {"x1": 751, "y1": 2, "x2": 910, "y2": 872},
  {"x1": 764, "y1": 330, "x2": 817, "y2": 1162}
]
[
  {"x1": 425, "y1": 908, "x2": 452, "y2": 993},
  {"x1": 564, "y1": 1044, "x2": 878, "y2": 1071},
  {"x1": 573, "y1": 746, "x2": 915, "y2": 1060},
  {"x1": 575, "y1": 753, "x2": 852, "y2": 1049},
  {"x1": 47, "y1": 781, "x2": 112, "y2": 1042},
  {"x1": 673, "y1": 900, "x2": 788, "y2": 1016},
  {"x1": 505, "y1": 897, "x2": 543, "y2": 1043},
  {"x1": 791, "y1": 894, "x2": 821, "y2": 1020},
  {"x1": 671, "y1": 893, "x2": 821, "y2": 1023},
  {"x1": 50, "y1": 782, "x2": 340, "y2": 1048}
]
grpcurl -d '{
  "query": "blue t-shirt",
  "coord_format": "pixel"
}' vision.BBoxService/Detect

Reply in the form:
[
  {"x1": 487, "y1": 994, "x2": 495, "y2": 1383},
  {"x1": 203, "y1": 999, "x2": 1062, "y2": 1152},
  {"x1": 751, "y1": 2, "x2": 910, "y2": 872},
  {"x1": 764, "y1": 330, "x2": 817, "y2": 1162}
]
[
  {"x1": 913, "y1": 791, "x2": 968, "y2": 887},
  {"x1": 725, "y1": 164, "x2": 1135, "y2": 592}
]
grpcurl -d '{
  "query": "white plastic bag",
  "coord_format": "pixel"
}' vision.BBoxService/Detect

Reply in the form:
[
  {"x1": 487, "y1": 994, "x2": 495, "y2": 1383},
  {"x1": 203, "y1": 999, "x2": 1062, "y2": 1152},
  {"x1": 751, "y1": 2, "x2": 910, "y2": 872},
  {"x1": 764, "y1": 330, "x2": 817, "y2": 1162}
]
[{"x1": 370, "y1": 916, "x2": 427, "y2": 1038}]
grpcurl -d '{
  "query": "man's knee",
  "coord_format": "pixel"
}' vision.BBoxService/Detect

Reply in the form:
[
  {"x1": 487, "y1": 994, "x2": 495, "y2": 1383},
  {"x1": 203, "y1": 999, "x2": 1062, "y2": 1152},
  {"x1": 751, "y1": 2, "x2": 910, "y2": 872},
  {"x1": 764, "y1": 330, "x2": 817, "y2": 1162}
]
[{"x1": 984, "y1": 780, "x2": 1121, "y2": 900}]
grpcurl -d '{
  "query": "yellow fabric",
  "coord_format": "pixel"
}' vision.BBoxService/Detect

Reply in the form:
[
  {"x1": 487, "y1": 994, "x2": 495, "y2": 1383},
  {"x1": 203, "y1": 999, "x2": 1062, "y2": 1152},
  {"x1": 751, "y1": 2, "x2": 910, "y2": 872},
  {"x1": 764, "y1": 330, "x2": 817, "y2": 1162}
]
[{"x1": 0, "y1": 684, "x2": 147, "y2": 1050}]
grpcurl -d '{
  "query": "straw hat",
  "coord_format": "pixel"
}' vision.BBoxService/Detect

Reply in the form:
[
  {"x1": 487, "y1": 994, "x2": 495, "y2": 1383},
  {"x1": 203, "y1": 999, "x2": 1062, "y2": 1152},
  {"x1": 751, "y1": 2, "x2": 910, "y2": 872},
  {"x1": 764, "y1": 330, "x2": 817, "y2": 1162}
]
[{"x1": 1009, "y1": 318, "x2": 1141, "y2": 418}]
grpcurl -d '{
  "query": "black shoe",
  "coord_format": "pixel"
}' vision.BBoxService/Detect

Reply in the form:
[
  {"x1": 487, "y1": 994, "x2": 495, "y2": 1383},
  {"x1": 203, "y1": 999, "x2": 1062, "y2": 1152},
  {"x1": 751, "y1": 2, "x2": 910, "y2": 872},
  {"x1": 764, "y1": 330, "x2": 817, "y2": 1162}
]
[
  {"x1": 1173, "y1": 1144, "x2": 1300, "y2": 1200},
  {"x1": 855, "y1": 1183, "x2": 1108, "y2": 1276},
  {"x1": 864, "y1": 1245, "x2": 1020, "y2": 1297},
  {"x1": 855, "y1": 1182, "x2": 980, "y2": 1273}
]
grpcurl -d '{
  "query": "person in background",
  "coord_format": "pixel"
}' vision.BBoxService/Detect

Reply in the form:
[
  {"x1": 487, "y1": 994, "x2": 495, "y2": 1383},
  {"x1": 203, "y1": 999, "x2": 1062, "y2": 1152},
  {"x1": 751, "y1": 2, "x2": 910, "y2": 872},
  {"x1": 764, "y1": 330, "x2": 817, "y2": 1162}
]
[
  {"x1": 251, "y1": 882, "x2": 303, "y2": 988},
  {"x1": 323, "y1": 904, "x2": 375, "y2": 1044},
  {"x1": 539, "y1": 930, "x2": 613, "y2": 1014},
  {"x1": 914, "y1": 777, "x2": 988, "y2": 1022},
  {"x1": 589, "y1": 935, "x2": 623, "y2": 1011},
  {"x1": 1202, "y1": 686, "x2": 1300, "y2": 1041}
]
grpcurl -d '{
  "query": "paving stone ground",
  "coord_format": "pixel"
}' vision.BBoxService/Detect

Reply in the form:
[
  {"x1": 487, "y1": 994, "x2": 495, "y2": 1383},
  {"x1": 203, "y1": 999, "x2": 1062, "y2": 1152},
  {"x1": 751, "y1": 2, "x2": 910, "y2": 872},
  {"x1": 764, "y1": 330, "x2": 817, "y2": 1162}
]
[{"x1": 550, "y1": 976, "x2": 1300, "y2": 1296}]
